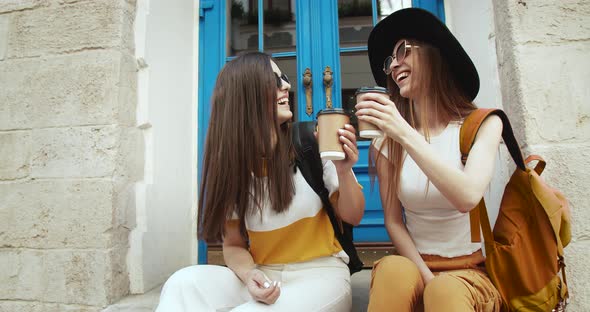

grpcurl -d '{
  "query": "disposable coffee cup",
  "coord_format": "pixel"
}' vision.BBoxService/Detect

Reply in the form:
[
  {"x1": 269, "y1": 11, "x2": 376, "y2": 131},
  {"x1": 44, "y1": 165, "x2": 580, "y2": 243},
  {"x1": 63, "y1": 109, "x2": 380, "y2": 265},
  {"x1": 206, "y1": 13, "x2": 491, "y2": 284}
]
[
  {"x1": 317, "y1": 108, "x2": 350, "y2": 161},
  {"x1": 355, "y1": 86, "x2": 389, "y2": 139}
]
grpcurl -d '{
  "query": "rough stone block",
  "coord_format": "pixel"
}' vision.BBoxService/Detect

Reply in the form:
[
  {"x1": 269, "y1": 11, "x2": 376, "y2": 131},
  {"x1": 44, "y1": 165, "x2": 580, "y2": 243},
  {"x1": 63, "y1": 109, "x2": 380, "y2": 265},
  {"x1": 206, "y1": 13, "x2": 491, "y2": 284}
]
[
  {"x1": 0, "y1": 50, "x2": 135, "y2": 130},
  {"x1": 0, "y1": 301, "x2": 101, "y2": 312},
  {"x1": 8, "y1": 0, "x2": 134, "y2": 57},
  {"x1": 517, "y1": 43, "x2": 590, "y2": 144},
  {"x1": 0, "y1": 179, "x2": 116, "y2": 249},
  {"x1": 112, "y1": 127, "x2": 144, "y2": 229},
  {"x1": 564, "y1": 240, "x2": 590, "y2": 310},
  {"x1": 0, "y1": 0, "x2": 45, "y2": 14},
  {"x1": 55, "y1": 0, "x2": 137, "y2": 7},
  {"x1": 31, "y1": 126, "x2": 120, "y2": 178},
  {"x1": 526, "y1": 144, "x2": 590, "y2": 240},
  {"x1": 0, "y1": 15, "x2": 8, "y2": 61},
  {"x1": 115, "y1": 53, "x2": 138, "y2": 129},
  {"x1": 508, "y1": 0, "x2": 590, "y2": 45},
  {"x1": 0, "y1": 131, "x2": 31, "y2": 180},
  {"x1": 0, "y1": 247, "x2": 129, "y2": 306}
]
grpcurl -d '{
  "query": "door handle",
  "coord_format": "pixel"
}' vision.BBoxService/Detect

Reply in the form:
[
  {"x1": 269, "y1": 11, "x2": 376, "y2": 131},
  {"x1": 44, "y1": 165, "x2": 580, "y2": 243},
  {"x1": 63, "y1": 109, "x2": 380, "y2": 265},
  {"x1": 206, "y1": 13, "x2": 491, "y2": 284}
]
[
  {"x1": 303, "y1": 68, "x2": 313, "y2": 116},
  {"x1": 323, "y1": 66, "x2": 333, "y2": 109}
]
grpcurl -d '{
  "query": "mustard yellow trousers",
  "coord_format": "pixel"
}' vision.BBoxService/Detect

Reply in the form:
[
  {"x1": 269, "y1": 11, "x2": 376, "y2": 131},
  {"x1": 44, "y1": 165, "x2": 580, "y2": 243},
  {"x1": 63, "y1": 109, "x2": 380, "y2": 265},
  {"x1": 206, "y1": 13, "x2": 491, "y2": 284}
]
[{"x1": 368, "y1": 255, "x2": 502, "y2": 312}]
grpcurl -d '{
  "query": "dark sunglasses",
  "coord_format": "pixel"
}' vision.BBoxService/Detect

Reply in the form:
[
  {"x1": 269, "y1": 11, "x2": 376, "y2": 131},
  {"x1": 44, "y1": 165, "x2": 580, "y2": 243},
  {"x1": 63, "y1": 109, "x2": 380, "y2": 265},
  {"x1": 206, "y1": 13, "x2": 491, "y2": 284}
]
[
  {"x1": 383, "y1": 40, "x2": 419, "y2": 75},
  {"x1": 275, "y1": 72, "x2": 290, "y2": 88}
]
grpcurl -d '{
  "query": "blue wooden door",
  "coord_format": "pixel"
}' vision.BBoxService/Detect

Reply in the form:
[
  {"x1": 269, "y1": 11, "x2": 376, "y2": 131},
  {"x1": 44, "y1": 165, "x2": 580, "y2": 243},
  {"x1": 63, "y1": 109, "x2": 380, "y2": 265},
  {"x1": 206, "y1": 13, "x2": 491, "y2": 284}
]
[{"x1": 198, "y1": 0, "x2": 445, "y2": 263}]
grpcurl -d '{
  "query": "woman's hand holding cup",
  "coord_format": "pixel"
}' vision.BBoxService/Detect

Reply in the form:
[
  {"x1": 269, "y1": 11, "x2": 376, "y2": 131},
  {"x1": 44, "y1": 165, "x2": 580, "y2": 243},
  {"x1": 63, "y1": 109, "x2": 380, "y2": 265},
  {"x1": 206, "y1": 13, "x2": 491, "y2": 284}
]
[
  {"x1": 355, "y1": 87, "x2": 390, "y2": 139},
  {"x1": 333, "y1": 123, "x2": 359, "y2": 174},
  {"x1": 355, "y1": 90, "x2": 408, "y2": 142},
  {"x1": 316, "y1": 109, "x2": 358, "y2": 174}
]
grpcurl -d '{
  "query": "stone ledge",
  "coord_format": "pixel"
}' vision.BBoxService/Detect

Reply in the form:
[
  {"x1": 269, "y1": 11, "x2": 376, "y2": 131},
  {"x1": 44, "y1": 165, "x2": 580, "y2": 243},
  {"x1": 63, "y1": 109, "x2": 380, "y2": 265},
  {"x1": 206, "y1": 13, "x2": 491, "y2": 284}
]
[
  {"x1": 0, "y1": 300, "x2": 101, "y2": 312},
  {"x1": 102, "y1": 285, "x2": 161, "y2": 312}
]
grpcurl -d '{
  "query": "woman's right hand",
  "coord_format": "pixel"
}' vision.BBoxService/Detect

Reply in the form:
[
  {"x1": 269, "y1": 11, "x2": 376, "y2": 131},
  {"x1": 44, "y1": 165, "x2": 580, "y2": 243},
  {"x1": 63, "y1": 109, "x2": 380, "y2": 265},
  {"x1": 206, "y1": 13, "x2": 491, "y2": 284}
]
[
  {"x1": 245, "y1": 268, "x2": 281, "y2": 304},
  {"x1": 355, "y1": 93, "x2": 412, "y2": 143}
]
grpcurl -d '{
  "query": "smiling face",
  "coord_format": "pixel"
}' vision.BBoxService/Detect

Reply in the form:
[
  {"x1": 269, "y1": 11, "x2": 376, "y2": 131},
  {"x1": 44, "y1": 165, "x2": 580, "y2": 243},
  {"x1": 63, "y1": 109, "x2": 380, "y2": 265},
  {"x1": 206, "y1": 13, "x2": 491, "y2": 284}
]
[
  {"x1": 270, "y1": 60, "x2": 292, "y2": 125},
  {"x1": 386, "y1": 39, "x2": 419, "y2": 99}
]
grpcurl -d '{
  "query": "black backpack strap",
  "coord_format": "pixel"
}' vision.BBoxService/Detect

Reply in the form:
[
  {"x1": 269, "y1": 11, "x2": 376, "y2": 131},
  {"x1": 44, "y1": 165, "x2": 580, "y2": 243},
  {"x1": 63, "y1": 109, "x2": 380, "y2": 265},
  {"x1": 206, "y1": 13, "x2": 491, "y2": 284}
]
[
  {"x1": 292, "y1": 121, "x2": 364, "y2": 274},
  {"x1": 292, "y1": 122, "x2": 331, "y2": 207}
]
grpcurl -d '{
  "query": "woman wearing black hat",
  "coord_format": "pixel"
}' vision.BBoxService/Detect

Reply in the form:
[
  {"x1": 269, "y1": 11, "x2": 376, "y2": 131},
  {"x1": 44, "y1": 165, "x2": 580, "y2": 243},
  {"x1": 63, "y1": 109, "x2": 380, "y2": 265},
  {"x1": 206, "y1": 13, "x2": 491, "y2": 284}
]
[{"x1": 355, "y1": 8, "x2": 503, "y2": 311}]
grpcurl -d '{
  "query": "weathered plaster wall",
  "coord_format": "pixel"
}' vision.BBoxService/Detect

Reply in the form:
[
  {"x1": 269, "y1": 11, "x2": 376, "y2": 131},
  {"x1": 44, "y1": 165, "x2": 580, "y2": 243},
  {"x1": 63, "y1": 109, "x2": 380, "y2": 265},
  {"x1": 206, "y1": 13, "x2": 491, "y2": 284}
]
[
  {"x1": 493, "y1": 0, "x2": 590, "y2": 309},
  {"x1": 0, "y1": 0, "x2": 140, "y2": 310}
]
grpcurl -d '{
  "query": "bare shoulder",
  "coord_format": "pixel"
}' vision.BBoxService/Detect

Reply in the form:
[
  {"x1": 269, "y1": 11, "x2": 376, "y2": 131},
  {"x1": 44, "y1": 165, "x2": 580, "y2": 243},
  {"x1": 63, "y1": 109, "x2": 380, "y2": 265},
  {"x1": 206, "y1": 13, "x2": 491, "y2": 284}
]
[{"x1": 476, "y1": 114, "x2": 503, "y2": 141}]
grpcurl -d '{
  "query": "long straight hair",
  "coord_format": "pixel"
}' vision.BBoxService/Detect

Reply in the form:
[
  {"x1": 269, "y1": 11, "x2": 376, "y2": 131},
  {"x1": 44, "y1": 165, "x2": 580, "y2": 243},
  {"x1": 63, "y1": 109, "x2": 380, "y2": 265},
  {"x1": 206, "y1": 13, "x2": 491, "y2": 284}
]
[
  {"x1": 370, "y1": 40, "x2": 477, "y2": 208},
  {"x1": 198, "y1": 52, "x2": 295, "y2": 243}
]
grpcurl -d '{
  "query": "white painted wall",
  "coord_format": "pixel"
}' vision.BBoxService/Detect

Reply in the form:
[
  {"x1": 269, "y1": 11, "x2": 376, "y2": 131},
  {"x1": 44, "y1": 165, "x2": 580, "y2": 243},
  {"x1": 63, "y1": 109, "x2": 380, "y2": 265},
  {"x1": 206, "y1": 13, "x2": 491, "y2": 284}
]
[
  {"x1": 129, "y1": 0, "x2": 199, "y2": 293},
  {"x1": 444, "y1": 0, "x2": 511, "y2": 229}
]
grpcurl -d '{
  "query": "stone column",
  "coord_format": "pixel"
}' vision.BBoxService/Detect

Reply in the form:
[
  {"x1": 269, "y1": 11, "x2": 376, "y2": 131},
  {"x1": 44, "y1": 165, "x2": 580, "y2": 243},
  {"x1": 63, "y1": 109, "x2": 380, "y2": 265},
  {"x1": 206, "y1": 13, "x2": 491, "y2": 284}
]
[
  {"x1": 492, "y1": 0, "x2": 590, "y2": 309},
  {"x1": 0, "y1": 0, "x2": 140, "y2": 310}
]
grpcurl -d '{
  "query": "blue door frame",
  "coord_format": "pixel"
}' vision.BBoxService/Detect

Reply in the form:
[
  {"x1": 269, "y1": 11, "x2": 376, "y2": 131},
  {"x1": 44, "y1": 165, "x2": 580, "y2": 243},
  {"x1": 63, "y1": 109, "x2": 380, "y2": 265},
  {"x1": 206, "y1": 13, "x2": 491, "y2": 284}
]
[{"x1": 197, "y1": 0, "x2": 445, "y2": 264}]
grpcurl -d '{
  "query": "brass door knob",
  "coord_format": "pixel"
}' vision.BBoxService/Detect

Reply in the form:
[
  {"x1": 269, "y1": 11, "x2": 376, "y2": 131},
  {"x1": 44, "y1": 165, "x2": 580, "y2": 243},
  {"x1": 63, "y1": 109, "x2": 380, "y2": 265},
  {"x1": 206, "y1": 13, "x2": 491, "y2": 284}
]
[
  {"x1": 303, "y1": 68, "x2": 313, "y2": 116},
  {"x1": 323, "y1": 66, "x2": 333, "y2": 109}
]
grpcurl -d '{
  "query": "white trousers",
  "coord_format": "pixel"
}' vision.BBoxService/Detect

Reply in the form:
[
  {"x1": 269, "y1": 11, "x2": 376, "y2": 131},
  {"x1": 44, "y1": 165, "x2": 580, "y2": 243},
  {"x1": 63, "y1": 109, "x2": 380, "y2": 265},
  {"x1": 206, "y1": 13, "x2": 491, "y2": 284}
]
[{"x1": 156, "y1": 256, "x2": 352, "y2": 312}]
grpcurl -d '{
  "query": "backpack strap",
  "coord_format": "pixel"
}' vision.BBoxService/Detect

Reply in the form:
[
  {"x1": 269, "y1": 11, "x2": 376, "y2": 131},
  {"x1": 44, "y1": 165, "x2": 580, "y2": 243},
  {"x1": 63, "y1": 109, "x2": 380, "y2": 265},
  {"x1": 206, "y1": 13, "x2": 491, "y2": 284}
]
[
  {"x1": 292, "y1": 121, "x2": 364, "y2": 274},
  {"x1": 460, "y1": 108, "x2": 526, "y2": 171},
  {"x1": 459, "y1": 108, "x2": 526, "y2": 243},
  {"x1": 292, "y1": 122, "x2": 332, "y2": 209},
  {"x1": 525, "y1": 154, "x2": 546, "y2": 175}
]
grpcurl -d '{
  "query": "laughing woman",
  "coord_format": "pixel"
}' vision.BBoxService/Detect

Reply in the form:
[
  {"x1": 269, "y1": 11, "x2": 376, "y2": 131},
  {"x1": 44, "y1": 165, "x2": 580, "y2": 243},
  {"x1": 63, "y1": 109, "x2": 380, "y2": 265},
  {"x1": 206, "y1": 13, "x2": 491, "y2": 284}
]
[
  {"x1": 355, "y1": 8, "x2": 503, "y2": 312},
  {"x1": 156, "y1": 52, "x2": 364, "y2": 312}
]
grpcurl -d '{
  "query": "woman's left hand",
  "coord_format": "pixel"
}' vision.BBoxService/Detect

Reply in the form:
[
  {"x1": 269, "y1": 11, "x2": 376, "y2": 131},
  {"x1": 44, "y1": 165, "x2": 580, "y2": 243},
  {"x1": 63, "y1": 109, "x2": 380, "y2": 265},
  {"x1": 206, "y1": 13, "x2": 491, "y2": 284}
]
[
  {"x1": 332, "y1": 124, "x2": 359, "y2": 174},
  {"x1": 355, "y1": 93, "x2": 410, "y2": 142}
]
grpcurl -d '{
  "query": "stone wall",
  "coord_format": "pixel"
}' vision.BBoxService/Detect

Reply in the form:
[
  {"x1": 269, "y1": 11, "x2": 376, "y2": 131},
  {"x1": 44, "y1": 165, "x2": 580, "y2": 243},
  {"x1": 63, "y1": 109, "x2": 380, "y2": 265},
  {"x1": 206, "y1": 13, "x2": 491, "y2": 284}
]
[
  {"x1": 493, "y1": 0, "x2": 590, "y2": 310},
  {"x1": 0, "y1": 0, "x2": 140, "y2": 310}
]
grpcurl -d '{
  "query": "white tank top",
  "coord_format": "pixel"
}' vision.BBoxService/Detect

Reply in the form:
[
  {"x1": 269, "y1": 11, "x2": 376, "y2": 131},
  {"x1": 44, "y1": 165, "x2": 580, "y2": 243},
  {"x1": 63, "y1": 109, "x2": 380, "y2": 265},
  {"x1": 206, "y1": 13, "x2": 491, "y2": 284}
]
[{"x1": 375, "y1": 121, "x2": 481, "y2": 257}]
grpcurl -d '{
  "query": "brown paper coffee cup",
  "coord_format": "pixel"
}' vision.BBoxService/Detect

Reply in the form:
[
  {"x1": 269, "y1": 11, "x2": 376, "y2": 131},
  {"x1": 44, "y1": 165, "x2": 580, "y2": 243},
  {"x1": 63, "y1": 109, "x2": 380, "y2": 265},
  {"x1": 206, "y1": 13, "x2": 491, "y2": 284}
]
[
  {"x1": 355, "y1": 86, "x2": 389, "y2": 139},
  {"x1": 317, "y1": 108, "x2": 350, "y2": 160}
]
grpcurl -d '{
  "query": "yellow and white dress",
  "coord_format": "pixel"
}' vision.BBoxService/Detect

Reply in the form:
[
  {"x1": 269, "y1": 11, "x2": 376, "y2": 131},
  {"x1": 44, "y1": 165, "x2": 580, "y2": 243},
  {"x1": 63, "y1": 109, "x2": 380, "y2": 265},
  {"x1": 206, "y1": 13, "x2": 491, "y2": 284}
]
[
  {"x1": 156, "y1": 160, "x2": 355, "y2": 312},
  {"x1": 238, "y1": 159, "x2": 349, "y2": 266}
]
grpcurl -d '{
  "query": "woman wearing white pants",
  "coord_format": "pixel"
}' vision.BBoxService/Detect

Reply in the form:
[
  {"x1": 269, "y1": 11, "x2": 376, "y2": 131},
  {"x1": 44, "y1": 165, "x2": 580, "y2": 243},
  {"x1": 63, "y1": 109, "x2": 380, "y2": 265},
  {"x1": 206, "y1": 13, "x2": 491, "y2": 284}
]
[
  {"x1": 157, "y1": 257, "x2": 351, "y2": 311},
  {"x1": 156, "y1": 52, "x2": 364, "y2": 312}
]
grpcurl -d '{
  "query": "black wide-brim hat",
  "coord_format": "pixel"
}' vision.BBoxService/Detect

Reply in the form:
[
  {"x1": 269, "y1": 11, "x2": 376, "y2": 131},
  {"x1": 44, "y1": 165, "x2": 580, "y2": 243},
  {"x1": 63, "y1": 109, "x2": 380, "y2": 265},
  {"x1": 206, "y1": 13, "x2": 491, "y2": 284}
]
[{"x1": 368, "y1": 8, "x2": 479, "y2": 101}]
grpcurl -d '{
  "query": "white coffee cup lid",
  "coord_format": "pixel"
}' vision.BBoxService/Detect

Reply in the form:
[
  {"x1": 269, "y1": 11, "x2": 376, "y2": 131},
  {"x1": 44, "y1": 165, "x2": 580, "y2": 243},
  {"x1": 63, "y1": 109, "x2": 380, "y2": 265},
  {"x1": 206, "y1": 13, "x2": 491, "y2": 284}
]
[{"x1": 320, "y1": 151, "x2": 345, "y2": 160}]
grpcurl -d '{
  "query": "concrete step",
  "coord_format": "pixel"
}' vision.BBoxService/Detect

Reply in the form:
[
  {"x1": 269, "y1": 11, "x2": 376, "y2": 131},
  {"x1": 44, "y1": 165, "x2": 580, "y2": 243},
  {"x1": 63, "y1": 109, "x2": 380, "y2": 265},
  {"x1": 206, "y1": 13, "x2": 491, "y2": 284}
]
[{"x1": 102, "y1": 285, "x2": 162, "y2": 312}]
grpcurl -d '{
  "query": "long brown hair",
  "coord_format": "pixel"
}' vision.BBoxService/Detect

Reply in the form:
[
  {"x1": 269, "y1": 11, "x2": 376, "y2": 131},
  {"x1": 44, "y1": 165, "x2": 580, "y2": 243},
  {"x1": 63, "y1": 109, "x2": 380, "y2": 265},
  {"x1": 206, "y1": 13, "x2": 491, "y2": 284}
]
[
  {"x1": 370, "y1": 40, "x2": 477, "y2": 207},
  {"x1": 198, "y1": 52, "x2": 295, "y2": 243}
]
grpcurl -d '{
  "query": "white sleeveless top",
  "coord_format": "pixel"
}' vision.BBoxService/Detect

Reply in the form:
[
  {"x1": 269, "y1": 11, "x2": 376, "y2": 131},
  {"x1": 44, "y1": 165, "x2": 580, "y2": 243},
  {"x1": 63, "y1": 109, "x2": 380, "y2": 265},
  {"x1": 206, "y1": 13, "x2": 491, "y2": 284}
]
[{"x1": 375, "y1": 122, "x2": 481, "y2": 257}]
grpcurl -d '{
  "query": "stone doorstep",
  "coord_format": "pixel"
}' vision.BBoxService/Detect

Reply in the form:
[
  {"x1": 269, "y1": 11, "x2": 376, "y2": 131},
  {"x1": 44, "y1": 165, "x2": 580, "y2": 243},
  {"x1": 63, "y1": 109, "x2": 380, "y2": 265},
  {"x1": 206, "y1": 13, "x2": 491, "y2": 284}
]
[
  {"x1": 102, "y1": 269, "x2": 372, "y2": 312},
  {"x1": 102, "y1": 285, "x2": 162, "y2": 312}
]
